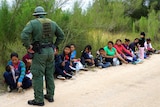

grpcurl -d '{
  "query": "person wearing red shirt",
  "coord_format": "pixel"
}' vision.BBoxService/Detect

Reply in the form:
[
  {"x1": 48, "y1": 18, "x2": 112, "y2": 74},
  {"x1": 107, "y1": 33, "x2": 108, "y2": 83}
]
[{"x1": 114, "y1": 39, "x2": 133, "y2": 59}]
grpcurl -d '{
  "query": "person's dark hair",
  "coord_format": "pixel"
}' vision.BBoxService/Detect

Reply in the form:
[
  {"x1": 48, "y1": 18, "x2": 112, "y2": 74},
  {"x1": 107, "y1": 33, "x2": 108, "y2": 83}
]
[
  {"x1": 134, "y1": 38, "x2": 139, "y2": 41},
  {"x1": 6, "y1": 65, "x2": 11, "y2": 72},
  {"x1": 146, "y1": 38, "x2": 151, "y2": 41},
  {"x1": 63, "y1": 45, "x2": 71, "y2": 55},
  {"x1": 125, "y1": 38, "x2": 130, "y2": 42},
  {"x1": 108, "y1": 41, "x2": 114, "y2": 45},
  {"x1": 70, "y1": 44, "x2": 76, "y2": 48},
  {"x1": 116, "y1": 39, "x2": 122, "y2": 43},
  {"x1": 99, "y1": 48, "x2": 104, "y2": 51},
  {"x1": 55, "y1": 46, "x2": 59, "y2": 50},
  {"x1": 64, "y1": 45, "x2": 71, "y2": 50},
  {"x1": 84, "y1": 45, "x2": 92, "y2": 51},
  {"x1": 140, "y1": 32, "x2": 145, "y2": 36},
  {"x1": 10, "y1": 52, "x2": 18, "y2": 58}
]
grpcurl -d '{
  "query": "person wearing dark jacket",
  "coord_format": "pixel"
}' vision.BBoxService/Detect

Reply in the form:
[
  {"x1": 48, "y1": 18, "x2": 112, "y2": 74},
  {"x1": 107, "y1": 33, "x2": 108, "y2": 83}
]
[
  {"x1": 55, "y1": 45, "x2": 74, "y2": 79},
  {"x1": 81, "y1": 45, "x2": 95, "y2": 67},
  {"x1": 139, "y1": 32, "x2": 145, "y2": 60},
  {"x1": 129, "y1": 38, "x2": 139, "y2": 52}
]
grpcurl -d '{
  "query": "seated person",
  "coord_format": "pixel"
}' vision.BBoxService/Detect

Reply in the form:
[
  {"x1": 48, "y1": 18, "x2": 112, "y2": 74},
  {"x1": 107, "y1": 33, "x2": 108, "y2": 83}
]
[
  {"x1": 81, "y1": 45, "x2": 95, "y2": 67},
  {"x1": 123, "y1": 39, "x2": 142, "y2": 64},
  {"x1": 123, "y1": 39, "x2": 131, "y2": 51},
  {"x1": 54, "y1": 46, "x2": 66, "y2": 80},
  {"x1": 70, "y1": 44, "x2": 87, "y2": 71},
  {"x1": 70, "y1": 44, "x2": 77, "y2": 60},
  {"x1": 22, "y1": 52, "x2": 33, "y2": 79},
  {"x1": 3, "y1": 52, "x2": 32, "y2": 92},
  {"x1": 95, "y1": 48, "x2": 111, "y2": 68},
  {"x1": 55, "y1": 45, "x2": 74, "y2": 79},
  {"x1": 129, "y1": 38, "x2": 139, "y2": 53},
  {"x1": 144, "y1": 38, "x2": 156, "y2": 55},
  {"x1": 104, "y1": 41, "x2": 128, "y2": 66},
  {"x1": 114, "y1": 39, "x2": 136, "y2": 63}
]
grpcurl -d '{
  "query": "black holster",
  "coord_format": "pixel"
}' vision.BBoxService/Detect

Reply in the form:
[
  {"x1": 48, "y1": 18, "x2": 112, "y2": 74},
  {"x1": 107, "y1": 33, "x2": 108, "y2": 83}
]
[{"x1": 32, "y1": 41, "x2": 42, "y2": 54}]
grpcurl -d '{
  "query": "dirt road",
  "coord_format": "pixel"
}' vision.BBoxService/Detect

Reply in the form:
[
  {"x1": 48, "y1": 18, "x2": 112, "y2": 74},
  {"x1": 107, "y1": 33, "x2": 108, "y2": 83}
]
[{"x1": 0, "y1": 55, "x2": 160, "y2": 107}]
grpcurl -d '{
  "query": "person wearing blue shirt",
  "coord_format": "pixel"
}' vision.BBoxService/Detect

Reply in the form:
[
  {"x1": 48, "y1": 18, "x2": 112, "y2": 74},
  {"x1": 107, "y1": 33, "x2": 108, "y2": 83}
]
[{"x1": 3, "y1": 52, "x2": 32, "y2": 92}]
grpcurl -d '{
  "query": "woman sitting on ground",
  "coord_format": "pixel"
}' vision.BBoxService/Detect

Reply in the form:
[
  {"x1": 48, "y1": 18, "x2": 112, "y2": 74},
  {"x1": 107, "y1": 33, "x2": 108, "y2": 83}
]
[
  {"x1": 104, "y1": 41, "x2": 128, "y2": 66},
  {"x1": 81, "y1": 45, "x2": 95, "y2": 67},
  {"x1": 3, "y1": 52, "x2": 32, "y2": 92},
  {"x1": 114, "y1": 39, "x2": 137, "y2": 63},
  {"x1": 123, "y1": 39, "x2": 131, "y2": 51}
]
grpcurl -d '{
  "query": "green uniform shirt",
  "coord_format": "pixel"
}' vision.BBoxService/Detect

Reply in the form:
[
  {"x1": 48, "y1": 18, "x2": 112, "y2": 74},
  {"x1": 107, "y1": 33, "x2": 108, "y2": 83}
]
[
  {"x1": 21, "y1": 18, "x2": 64, "y2": 49},
  {"x1": 104, "y1": 46, "x2": 116, "y2": 56}
]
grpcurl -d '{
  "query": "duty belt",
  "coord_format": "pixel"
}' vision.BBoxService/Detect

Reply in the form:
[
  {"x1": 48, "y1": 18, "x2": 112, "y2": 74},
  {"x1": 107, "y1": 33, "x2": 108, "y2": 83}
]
[{"x1": 41, "y1": 43, "x2": 53, "y2": 48}]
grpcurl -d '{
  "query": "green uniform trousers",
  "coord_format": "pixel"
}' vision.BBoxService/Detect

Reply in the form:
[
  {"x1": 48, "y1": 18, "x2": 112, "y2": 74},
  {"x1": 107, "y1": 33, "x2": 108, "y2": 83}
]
[{"x1": 31, "y1": 47, "x2": 55, "y2": 103}]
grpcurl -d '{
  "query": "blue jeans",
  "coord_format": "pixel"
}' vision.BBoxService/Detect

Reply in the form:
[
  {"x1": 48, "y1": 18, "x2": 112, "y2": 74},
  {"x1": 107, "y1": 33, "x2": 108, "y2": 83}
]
[
  {"x1": 3, "y1": 71, "x2": 32, "y2": 89},
  {"x1": 97, "y1": 62, "x2": 111, "y2": 68}
]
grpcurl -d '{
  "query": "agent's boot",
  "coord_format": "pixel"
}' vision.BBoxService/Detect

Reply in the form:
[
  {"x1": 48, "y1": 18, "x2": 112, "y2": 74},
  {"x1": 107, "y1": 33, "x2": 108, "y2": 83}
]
[
  {"x1": 44, "y1": 95, "x2": 54, "y2": 102},
  {"x1": 28, "y1": 99, "x2": 44, "y2": 106}
]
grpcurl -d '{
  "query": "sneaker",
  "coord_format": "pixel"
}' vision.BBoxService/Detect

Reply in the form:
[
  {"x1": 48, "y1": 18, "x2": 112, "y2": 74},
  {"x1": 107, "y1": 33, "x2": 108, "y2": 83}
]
[
  {"x1": 91, "y1": 64, "x2": 95, "y2": 67},
  {"x1": 80, "y1": 68, "x2": 88, "y2": 71},
  {"x1": 7, "y1": 86, "x2": 12, "y2": 92},
  {"x1": 69, "y1": 66, "x2": 76, "y2": 71},
  {"x1": 70, "y1": 76, "x2": 76, "y2": 80},
  {"x1": 17, "y1": 87, "x2": 23, "y2": 93},
  {"x1": 63, "y1": 70, "x2": 72, "y2": 79},
  {"x1": 57, "y1": 75, "x2": 66, "y2": 80},
  {"x1": 71, "y1": 71, "x2": 76, "y2": 76},
  {"x1": 65, "y1": 72, "x2": 73, "y2": 77},
  {"x1": 132, "y1": 62, "x2": 136, "y2": 65},
  {"x1": 135, "y1": 59, "x2": 143, "y2": 64},
  {"x1": 28, "y1": 99, "x2": 44, "y2": 106},
  {"x1": 98, "y1": 66, "x2": 103, "y2": 69}
]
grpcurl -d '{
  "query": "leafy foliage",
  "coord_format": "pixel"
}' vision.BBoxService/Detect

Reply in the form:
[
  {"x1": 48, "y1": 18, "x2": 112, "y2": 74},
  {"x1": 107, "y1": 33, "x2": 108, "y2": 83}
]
[{"x1": 0, "y1": 0, "x2": 160, "y2": 77}]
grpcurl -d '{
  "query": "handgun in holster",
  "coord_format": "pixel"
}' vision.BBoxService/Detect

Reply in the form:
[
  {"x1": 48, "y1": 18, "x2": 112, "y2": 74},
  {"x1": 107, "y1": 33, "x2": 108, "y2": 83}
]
[{"x1": 32, "y1": 41, "x2": 42, "y2": 54}]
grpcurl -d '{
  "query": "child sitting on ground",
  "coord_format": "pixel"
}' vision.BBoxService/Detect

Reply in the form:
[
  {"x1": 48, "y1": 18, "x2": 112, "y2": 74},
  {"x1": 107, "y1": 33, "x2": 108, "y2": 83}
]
[
  {"x1": 55, "y1": 45, "x2": 74, "y2": 80},
  {"x1": 54, "y1": 46, "x2": 67, "y2": 80},
  {"x1": 144, "y1": 38, "x2": 156, "y2": 55},
  {"x1": 22, "y1": 52, "x2": 33, "y2": 80},
  {"x1": 95, "y1": 48, "x2": 111, "y2": 68},
  {"x1": 70, "y1": 44, "x2": 88, "y2": 71},
  {"x1": 81, "y1": 45, "x2": 95, "y2": 67}
]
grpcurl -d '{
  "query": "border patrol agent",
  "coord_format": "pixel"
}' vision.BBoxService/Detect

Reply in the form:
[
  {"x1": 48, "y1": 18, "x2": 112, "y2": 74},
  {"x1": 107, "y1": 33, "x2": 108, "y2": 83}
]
[{"x1": 21, "y1": 6, "x2": 64, "y2": 106}]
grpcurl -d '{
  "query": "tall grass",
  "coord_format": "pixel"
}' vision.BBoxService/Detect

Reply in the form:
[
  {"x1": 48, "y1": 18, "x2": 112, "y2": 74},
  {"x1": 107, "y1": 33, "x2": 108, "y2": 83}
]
[
  {"x1": 74, "y1": 30, "x2": 160, "y2": 58},
  {"x1": 75, "y1": 30, "x2": 140, "y2": 57},
  {"x1": 0, "y1": 31, "x2": 160, "y2": 91}
]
